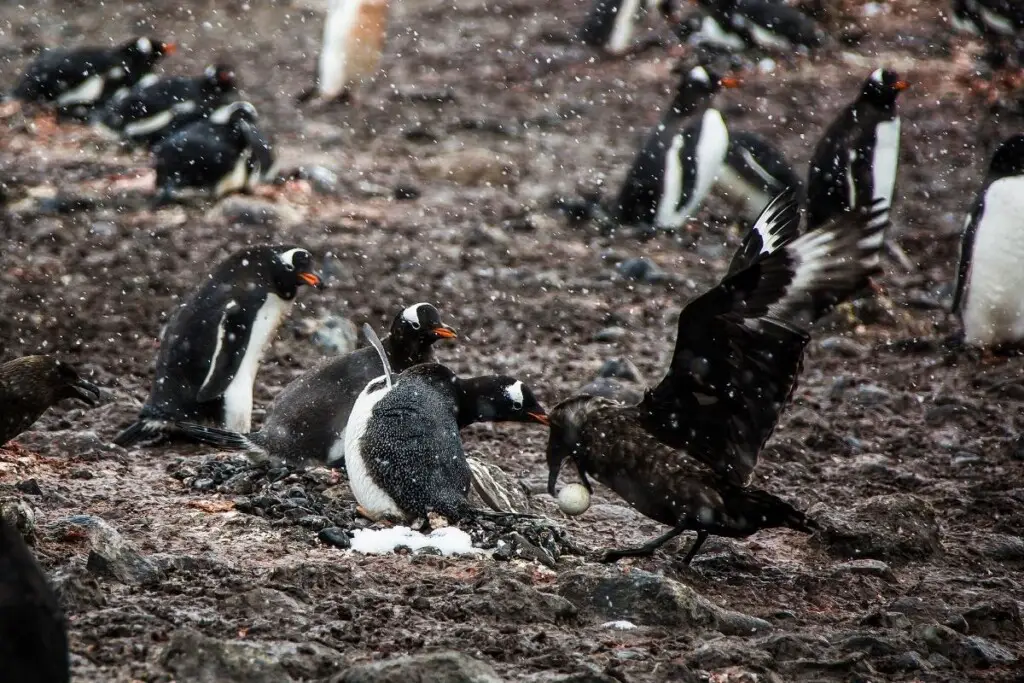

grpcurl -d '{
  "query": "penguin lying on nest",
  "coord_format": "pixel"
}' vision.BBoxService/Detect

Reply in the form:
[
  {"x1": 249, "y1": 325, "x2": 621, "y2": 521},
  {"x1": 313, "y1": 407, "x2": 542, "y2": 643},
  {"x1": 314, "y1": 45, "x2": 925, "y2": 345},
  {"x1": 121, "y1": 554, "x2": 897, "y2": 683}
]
[
  {"x1": 99, "y1": 63, "x2": 237, "y2": 148},
  {"x1": 344, "y1": 325, "x2": 549, "y2": 523},
  {"x1": 546, "y1": 190, "x2": 889, "y2": 564},
  {"x1": 113, "y1": 245, "x2": 322, "y2": 448},
  {"x1": 167, "y1": 303, "x2": 458, "y2": 463},
  {"x1": 12, "y1": 37, "x2": 176, "y2": 120},
  {"x1": 0, "y1": 356, "x2": 101, "y2": 447},
  {"x1": 0, "y1": 519, "x2": 69, "y2": 683}
]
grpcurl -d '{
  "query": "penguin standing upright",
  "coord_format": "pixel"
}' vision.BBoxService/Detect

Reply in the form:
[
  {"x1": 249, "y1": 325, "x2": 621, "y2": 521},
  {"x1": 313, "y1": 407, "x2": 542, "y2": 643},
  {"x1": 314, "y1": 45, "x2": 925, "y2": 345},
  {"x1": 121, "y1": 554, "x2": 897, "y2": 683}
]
[
  {"x1": 806, "y1": 68, "x2": 908, "y2": 231},
  {"x1": 311, "y1": 0, "x2": 390, "y2": 102},
  {"x1": 344, "y1": 326, "x2": 549, "y2": 522},
  {"x1": 0, "y1": 520, "x2": 69, "y2": 683},
  {"x1": 151, "y1": 101, "x2": 276, "y2": 203},
  {"x1": 953, "y1": 134, "x2": 1024, "y2": 348},
  {"x1": 113, "y1": 245, "x2": 322, "y2": 447},
  {"x1": 951, "y1": 0, "x2": 1024, "y2": 38},
  {"x1": 99, "y1": 64, "x2": 237, "y2": 147},
  {"x1": 614, "y1": 64, "x2": 738, "y2": 231},
  {"x1": 12, "y1": 37, "x2": 176, "y2": 117},
  {"x1": 578, "y1": 0, "x2": 663, "y2": 55}
]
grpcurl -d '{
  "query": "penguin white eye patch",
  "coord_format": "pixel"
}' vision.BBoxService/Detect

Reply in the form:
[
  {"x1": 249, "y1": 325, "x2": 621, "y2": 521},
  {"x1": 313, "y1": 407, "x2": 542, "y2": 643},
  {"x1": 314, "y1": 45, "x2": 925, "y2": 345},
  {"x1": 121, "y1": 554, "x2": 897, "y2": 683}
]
[
  {"x1": 505, "y1": 381, "x2": 525, "y2": 410},
  {"x1": 277, "y1": 248, "x2": 310, "y2": 270}
]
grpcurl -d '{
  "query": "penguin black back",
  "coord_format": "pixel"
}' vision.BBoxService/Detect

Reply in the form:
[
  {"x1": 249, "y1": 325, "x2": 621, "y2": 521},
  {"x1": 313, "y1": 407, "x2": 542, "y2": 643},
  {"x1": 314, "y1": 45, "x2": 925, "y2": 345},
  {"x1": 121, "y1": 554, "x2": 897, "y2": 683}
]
[
  {"x1": 0, "y1": 356, "x2": 101, "y2": 446},
  {"x1": 0, "y1": 520, "x2": 69, "y2": 683}
]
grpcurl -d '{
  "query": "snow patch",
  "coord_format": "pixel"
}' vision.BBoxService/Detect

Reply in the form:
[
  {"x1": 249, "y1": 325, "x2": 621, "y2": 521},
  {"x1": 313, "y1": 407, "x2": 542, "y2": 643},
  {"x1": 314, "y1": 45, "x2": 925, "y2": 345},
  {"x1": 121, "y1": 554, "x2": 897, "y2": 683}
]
[
  {"x1": 349, "y1": 526, "x2": 480, "y2": 556},
  {"x1": 601, "y1": 620, "x2": 638, "y2": 630}
]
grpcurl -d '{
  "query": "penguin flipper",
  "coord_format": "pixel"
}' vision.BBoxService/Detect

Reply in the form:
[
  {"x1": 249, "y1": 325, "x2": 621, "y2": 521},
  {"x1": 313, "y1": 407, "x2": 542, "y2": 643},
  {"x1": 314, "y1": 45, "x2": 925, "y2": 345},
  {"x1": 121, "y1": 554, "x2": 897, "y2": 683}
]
[
  {"x1": 170, "y1": 421, "x2": 257, "y2": 450},
  {"x1": 195, "y1": 292, "x2": 266, "y2": 403},
  {"x1": 952, "y1": 198, "x2": 984, "y2": 316},
  {"x1": 239, "y1": 119, "x2": 275, "y2": 183},
  {"x1": 361, "y1": 324, "x2": 393, "y2": 389}
]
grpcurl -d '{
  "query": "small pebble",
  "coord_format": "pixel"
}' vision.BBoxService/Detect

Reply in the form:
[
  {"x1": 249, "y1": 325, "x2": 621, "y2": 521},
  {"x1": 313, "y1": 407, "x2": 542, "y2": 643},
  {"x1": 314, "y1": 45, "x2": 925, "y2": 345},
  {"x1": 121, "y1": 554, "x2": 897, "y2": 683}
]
[{"x1": 318, "y1": 527, "x2": 351, "y2": 549}]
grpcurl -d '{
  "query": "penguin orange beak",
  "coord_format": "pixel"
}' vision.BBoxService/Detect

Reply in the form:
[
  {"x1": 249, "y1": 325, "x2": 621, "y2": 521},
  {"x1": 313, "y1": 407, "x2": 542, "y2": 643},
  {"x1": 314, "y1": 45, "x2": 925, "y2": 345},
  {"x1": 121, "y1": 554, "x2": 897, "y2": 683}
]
[
  {"x1": 432, "y1": 325, "x2": 458, "y2": 339},
  {"x1": 894, "y1": 80, "x2": 910, "y2": 91},
  {"x1": 298, "y1": 271, "x2": 322, "y2": 288},
  {"x1": 162, "y1": 42, "x2": 178, "y2": 56},
  {"x1": 720, "y1": 76, "x2": 742, "y2": 88},
  {"x1": 529, "y1": 411, "x2": 550, "y2": 426}
]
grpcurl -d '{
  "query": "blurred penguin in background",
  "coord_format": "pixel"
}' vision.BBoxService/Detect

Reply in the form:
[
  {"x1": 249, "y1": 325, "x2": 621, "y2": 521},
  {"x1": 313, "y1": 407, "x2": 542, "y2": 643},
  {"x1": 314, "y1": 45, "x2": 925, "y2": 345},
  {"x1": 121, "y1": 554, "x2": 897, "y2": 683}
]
[{"x1": 302, "y1": 0, "x2": 391, "y2": 104}]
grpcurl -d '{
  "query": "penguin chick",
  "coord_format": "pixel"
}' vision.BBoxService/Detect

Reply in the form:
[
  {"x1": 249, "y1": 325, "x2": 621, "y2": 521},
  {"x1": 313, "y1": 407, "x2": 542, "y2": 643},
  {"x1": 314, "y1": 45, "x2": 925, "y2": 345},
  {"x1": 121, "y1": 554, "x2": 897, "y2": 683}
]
[
  {"x1": 168, "y1": 302, "x2": 459, "y2": 461},
  {"x1": 345, "y1": 327, "x2": 549, "y2": 522},
  {"x1": 151, "y1": 101, "x2": 276, "y2": 204},
  {"x1": 954, "y1": 134, "x2": 1024, "y2": 348},
  {"x1": 0, "y1": 356, "x2": 101, "y2": 446},
  {"x1": 308, "y1": 0, "x2": 390, "y2": 103},
  {"x1": 99, "y1": 63, "x2": 237, "y2": 147},
  {"x1": 112, "y1": 245, "x2": 322, "y2": 448},
  {"x1": 0, "y1": 519, "x2": 69, "y2": 683},
  {"x1": 13, "y1": 37, "x2": 175, "y2": 116}
]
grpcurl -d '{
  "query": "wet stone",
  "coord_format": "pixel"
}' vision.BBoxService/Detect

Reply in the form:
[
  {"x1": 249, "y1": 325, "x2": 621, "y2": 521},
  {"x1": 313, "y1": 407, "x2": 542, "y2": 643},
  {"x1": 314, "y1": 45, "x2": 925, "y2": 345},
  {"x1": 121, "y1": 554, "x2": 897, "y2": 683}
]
[
  {"x1": 818, "y1": 336, "x2": 867, "y2": 357},
  {"x1": 960, "y1": 598, "x2": 1024, "y2": 639},
  {"x1": 810, "y1": 493, "x2": 941, "y2": 562},
  {"x1": 318, "y1": 527, "x2": 351, "y2": 549},
  {"x1": 616, "y1": 257, "x2": 668, "y2": 283},
  {"x1": 977, "y1": 534, "x2": 1024, "y2": 561},
  {"x1": 56, "y1": 515, "x2": 162, "y2": 586},
  {"x1": 916, "y1": 624, "x2": 1018, "y2": 668},
  {"x1": 162, "y1": 629, "x2": 294, "y2": 682},
  {"x1": 832, "y1": 559, "x2": 897, "y2": 582},
  {"x1": 332, "y1": 651, "x2": 501, "y2": 683}
]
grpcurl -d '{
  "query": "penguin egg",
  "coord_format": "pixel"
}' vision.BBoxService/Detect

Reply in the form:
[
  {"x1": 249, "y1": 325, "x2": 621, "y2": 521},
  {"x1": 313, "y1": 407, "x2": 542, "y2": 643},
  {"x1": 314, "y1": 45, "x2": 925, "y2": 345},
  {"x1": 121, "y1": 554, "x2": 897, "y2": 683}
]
[{"x1": 557, "y1": 484, "x2": 591, "y2": 516}]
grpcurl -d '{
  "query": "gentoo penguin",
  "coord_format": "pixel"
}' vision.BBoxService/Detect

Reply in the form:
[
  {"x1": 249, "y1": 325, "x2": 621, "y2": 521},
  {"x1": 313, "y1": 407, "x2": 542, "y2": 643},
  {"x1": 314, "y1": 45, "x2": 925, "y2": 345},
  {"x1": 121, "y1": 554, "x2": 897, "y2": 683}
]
[
  {"x1": 546, "y1": 192, "x2": 888, "y2": 563},
  {"x1": 715, "y1": 130, "x2": 804, "y2": 222},
  {"x1": 806, "y1": 68, "x2": 908, "y2": 231},
  {"x1": 951, "y1": 0, "x2": 1024, "y2": 38},
  {"x1": 170, "y1": 303, "x2": 458, "y2": 461},
  {"x1": 578, "y1": 0, "x2": 663, "y2": 55},
  {"x1": 151, "y1": 101, "x2": 277, "y2": 204},
  {"x1": 0, "y1": 356, "x2": 101, "y2": 446},
  {"x1": 953, "y1": 135, "x2": 1024, "y2": 348},
  {"x1": 0, "y1": 520, "x2": 69, "y2": 683},
  {"x1": 614, "y1": 64, "x2": 738, "y2": 231},
  {"x1": 345, "y1": 325, "x2": 549, "y2": 522},
  {"x1": 306, "y1": 0, "x2": 390, "y2": 102},
  {"x1": 684, "y1": 0, "x2": 827, "y2": 52},
  {"x1": 112, "y1": 245, "x2": 322, "y2": 447},
  {"x1": 13, "y1": 37, "x2": 175, "y2": 116},
  {"x1": 99, "y1": 64, "x2": 237, "y2": 147}
]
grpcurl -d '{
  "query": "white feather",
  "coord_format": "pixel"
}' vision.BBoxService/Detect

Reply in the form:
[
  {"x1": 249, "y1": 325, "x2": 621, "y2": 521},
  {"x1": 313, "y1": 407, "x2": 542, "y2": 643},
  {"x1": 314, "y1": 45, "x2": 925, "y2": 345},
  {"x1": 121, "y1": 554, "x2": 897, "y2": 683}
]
[
  {"x1": 214, "y1": 151, "x2": 252, "y2": 197},
  {"x1": 961, "y1": 177, "x2": 1024, "y2": 346},
  {"x1": 871, "y1": 117, "x2": 901, "y2": 209},
  {"x1": 402, "y1": 302, "x2": 426, "y2": 326},
  {"x1": 715, "y1": 163, "x2": 772, "y2": 221},
  {"x1": 123, "y1": 110, "x2": 175, "y2": 138},
  {"x1": 344, "y1": 376, "x2": 404, "y2": 519},
  {"x1": 607, "y1": 0, "x2": 644, "y2": 54},
  {"x1": 747, "y1": 23, "x2": 792, "y2": 50},
  {"x1": 56, "y1": 74, "x2": 104, "y2": 106},
  {"x1": 692, "y1": 15, "x2": 746, "y2": 50},
  {"x1": 222, "y1": 293, "x2": 291, "y2": 432}
]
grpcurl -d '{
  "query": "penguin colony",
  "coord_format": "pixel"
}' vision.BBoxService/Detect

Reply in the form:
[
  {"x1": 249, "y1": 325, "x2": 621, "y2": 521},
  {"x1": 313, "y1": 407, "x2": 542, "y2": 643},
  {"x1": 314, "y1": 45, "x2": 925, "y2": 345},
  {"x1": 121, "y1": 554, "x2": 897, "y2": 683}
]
[{"x1": 1, "y1": 0, "x2": 1023, "y2": 678}]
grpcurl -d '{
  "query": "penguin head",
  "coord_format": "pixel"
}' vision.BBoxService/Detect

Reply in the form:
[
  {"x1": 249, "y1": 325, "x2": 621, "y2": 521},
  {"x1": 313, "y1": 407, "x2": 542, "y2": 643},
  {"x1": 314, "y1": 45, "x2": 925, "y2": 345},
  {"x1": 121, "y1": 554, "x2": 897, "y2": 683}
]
[
  {"x1": 123, "y1": 37, "x2": 176, "y2": 62},
  {"x1": 390, "y1": 303, "x2": 458, "y2": 348},
  {"x1": 667, "y1": 63, "x2": 740, "y2": 116},
  {"x1": 860, "y1": 68, "x2": 909, "y2": 107},
  {"x1": 210, "y1": 101, "x2": 258, "y2": 126},
  {"x1": 989, "y1": 135, "x2": 1024, "y2": 179},
  {"x1": 202, "y1": 63, "x2": 237, "y2": 93},
  {"x1": 268, "y1": 246, "x2": 323, "y2": 298},
  {"x1": 458, "y1": 376, "x2": 549, "y2": 426}
]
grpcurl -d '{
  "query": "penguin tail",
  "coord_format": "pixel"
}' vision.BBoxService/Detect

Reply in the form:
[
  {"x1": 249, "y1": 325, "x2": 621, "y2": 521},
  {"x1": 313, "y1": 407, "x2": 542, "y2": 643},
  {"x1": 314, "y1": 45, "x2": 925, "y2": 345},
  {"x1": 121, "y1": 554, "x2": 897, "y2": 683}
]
[{"x1": 169, "y1": 421, "x2": 256, "y2": 451}]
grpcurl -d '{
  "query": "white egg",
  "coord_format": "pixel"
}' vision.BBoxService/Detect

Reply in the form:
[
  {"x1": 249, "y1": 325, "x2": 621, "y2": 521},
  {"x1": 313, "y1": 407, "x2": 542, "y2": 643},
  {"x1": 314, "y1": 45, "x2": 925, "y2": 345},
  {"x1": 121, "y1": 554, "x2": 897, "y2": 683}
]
[{"x1": 557, "y1": 483, "x2": 591, "y2": 516}]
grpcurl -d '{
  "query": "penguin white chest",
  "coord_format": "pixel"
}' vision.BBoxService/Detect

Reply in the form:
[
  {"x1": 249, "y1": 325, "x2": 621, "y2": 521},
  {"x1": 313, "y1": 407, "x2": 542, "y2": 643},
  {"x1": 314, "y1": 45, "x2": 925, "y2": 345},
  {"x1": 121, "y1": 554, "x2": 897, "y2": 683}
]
[
  {"x1": 655, "y1": 109, "x2": 729, "y2": 229},
  {"x1": 221, "y1": 294, "x2": 291, "y2": 432},
  {"x1": 871, "y1": 117, "x2": 901, "y2": 207},
  {"x1": 961, "y1": 178, "x2": 1024, "y2": 346},
  {"x1": 318, "y1": 0, "x2": 390, "y2": 98},
  {"x1": 56, "y1": 74, "x2": 105, "y2": 106},
  {"x1": 606, "y1": 0, "x2": 644, "y2": 55},
  {"x1": 344, "y1": 378, "x2": 405, "y2": 520}
]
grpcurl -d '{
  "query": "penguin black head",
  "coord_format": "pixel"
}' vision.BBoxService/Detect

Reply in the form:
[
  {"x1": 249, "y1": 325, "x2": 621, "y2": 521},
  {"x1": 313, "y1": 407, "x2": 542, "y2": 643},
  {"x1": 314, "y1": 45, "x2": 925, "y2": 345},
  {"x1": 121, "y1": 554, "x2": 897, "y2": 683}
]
[
  {"x1": 389, "y1": 303, "x2": 458, "y2": 348},
  {"x1": 458, "y1": 376, "x2": 549, "y2": 426},
  {"x1": 210, "y1": 100, "x2": 258, "y2": 127},
  {"x1": 859, "y1": 68, "x2": 909, "y2": 108},
  {"x1": 988, "y1": 135, "x2": 1024, "y2": 179},
  {"x1": 202, "y1": 63, "x2": 237, "y2": 94},
  {"x1": 667, "y1": 64, "x2": 740, "y2": 116},
  {"x1": 215, "y1": 245, "x2": 322, "y2": 300},
  {"x1": 122, "y1": 37, "x2": 177, "y2": 61}
]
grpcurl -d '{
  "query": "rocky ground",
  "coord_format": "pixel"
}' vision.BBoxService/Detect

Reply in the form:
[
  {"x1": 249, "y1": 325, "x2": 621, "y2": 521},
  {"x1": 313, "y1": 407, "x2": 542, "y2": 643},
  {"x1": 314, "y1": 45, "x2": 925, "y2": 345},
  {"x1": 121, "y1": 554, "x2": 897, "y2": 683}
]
[{"x1": 1, "y1": 0, "x2": 1024, "y2": 681}]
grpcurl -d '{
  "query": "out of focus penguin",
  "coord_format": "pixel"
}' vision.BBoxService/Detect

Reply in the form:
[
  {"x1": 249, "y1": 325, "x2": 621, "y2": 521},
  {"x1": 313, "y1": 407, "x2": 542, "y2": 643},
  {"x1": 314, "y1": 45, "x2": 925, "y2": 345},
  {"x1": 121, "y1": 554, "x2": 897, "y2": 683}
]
[
  {"x1": 151, "y1": 101, "x2": 276, "y2": 203},
  {"x1": 305, "y1": 0, "x2": 390, "y2": 102},
  {"x1": 113, "y1": 245, "x2": 322, "y2": 447},
  {"x1": 578, "y1": 0, "x2": 664, "y2": 55},
  {"x1": 953, "y1": 134, "x2": 1024, "y2": 348},
  {"x1": 13, "y1": 37, "x2": 175, "y2": 117},
  {"x1": 99, "y1": 63, "x2": 237, "y2": 146},
  {"x1": 715, "y1": 130, "x2": 804, "y2": 222}
]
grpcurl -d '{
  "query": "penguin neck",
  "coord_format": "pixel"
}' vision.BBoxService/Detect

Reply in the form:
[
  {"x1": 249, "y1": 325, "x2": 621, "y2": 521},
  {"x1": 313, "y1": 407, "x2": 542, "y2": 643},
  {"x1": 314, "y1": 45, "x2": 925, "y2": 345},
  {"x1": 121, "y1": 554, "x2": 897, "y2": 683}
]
[
  {"x1": 453, "y1": 377, "x2": 505, "y2": 428},
  {"x1": 382, "y1": 333, "x2": 434, "y2": 371},
  {"x1": 662, "y1": 89, "x2": 712, "y2": 123}
]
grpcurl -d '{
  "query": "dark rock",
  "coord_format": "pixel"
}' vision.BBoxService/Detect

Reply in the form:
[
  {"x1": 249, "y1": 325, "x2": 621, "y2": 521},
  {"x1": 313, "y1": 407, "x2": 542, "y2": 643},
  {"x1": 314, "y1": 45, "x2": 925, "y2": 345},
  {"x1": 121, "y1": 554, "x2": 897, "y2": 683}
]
[
  {"x1": 557, "y1": 568, "x2": 771, "y2": 635},
  {"x1": 851, "y1": 383, "x2": 892, "y2": 406},
  {"x1": 393, "y1": 184, "x2": 421, "y2": 200},
  {"x1": 217, "y1": 197, "x2": 281, "y2": 226},
  {"x1": 832, "y1": 559, "x2": 897, "y2": 582},
  {"x1": 810, "y1": 494, "x2": 941, "y2": 562},
  {"x1": 310, "y1": 315, "x2": 358, "y2": 355},
  {"x1": 818, "y1": 336, "x2": 867, "y2": 357},
  {"x1": 17, "y1": 430, "x2": 115, "y2": 460},
  {"x1": 916, "y1": 623, "x2": 1018, "y2": 668},
  {"x1": 162, "y1": 629, "x2": 294, "y2": 682},
  {"x1": 466, "y1": 572, "x2": 576, "y2": 623},
  {"x1": 961, "y1": 598, "x2": 1024, "y2": 639},
  {"x1": 298, "y1": 165, "x2": 340, "y2": 194},
  {"x1": 50, "y1": 566, "x2": 106, "y2": 611},
  {"x1": 57, "y1": 515, "x2": 162, "y2": 585},
  {"x1": 877, "y1": 650, "x2": 931, "y2": 673},
  {"x1": 834, "y1": 631, "x2": 916, "y2": 657},
  {"x1": 977, "y1": 534, "x2": 1024, "y2": 561},
  {"x1": 685, "y1": 637, "x2": 773, "y2": 669},
  {"x1": 318, "y1": 527, "x2": 351, "y2": 549},
  {"x1": 0, "y1": 498, "x2": 35, "y2": 535},
  {"x1": 616, "y1": 257, "x2": 667, "y2": 283},
  {"x1": 15, "y1": 479, "x2": 42, "y2": 495},
  {"x1": 332, "y1": 651, "x2": 501, "y2": 683},
  {"x1": 756, "y1": 633, "x2": 829, "y2": 661},
  {"x1": 592, "y1": 326, "x2": 626, "y2": 343}
]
